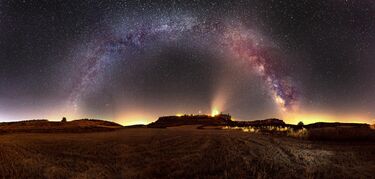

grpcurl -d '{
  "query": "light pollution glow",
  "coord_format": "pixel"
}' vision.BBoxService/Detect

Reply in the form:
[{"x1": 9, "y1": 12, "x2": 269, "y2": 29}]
[
  {"x1": 4, "y1": 79, "x2": 370, "y2": 126},
  {"x1": 85, "y1": 111, "x2": 374, "y2": 126},
  {"x1": 18, "y1": 98, "x2": 372, "y2": 126},
  {"x1": 211, "y1": 109, "x2": 220, "y2": 117}
]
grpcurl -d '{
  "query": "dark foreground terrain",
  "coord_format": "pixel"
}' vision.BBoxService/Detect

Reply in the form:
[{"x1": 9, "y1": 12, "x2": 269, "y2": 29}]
[{"x1": 0, "y1": 126, "x2": 374, "y2": 178}]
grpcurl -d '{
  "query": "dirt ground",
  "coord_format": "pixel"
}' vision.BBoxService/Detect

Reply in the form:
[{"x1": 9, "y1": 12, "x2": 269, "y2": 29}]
[{"x1": 0, "y1": 125, "x2": 374, "y2": 178}]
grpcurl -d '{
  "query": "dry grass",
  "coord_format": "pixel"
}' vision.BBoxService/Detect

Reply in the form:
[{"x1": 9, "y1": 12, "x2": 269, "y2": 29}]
[
  {"x1": 0, "y1": 126, "x2": 374, "y2": 178},
  {"x1": 223, "y1": 125, "x2": 375, "y2": 141}
]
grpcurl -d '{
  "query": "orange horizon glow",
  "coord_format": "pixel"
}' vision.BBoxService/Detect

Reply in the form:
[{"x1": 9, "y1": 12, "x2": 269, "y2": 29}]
[
  {"x1": 282, "y1": 111, "x2": 374, "y2": 125},
  {"x1": 114, "y1": 110, "x2": 375, "y2": 126},
  {"x1": 15, "y1": 110, "x2": 373, "y2": 126},
  {"x1": 114, "y1": 110, "x2": 154, "y2": 126},
  {"x1": 4, "y1": 103, "x2": 373, "y2": 126}
]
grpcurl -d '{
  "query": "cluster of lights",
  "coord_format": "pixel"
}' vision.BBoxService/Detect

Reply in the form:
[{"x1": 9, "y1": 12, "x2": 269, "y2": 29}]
[{"x1": 174, "y1": 108, "x2": 221, "y2": 117}]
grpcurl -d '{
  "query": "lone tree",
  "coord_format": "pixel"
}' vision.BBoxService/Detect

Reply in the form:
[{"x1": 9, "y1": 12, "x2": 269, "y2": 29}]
[
  {"x1": 61, "y1": 117, "x2": 67, "y2": 122},
  {"x1": 297, "y1": 121, "x2": 304, "y2": 126}
]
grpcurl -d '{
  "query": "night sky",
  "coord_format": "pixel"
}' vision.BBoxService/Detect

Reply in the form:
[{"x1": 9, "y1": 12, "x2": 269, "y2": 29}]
[{"x1": 1, "y1": 0, "x2": 374, "y2": 125}]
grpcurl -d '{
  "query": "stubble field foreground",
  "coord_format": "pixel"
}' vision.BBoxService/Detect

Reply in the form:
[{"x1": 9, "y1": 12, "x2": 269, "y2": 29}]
[{"x1": 0, "y1": 126, "x2": 374, "y2": 178}]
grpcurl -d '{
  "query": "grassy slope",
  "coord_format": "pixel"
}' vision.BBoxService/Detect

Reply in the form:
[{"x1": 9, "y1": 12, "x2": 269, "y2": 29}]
[{"x1": 0, "y1": 126, "x2": 374, "y2": 178}]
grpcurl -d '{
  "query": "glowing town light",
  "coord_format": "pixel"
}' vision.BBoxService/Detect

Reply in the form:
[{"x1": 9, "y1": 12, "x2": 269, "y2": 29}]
[{"x1": 211, "y1": 108, "x2": 220, "y2": 116}]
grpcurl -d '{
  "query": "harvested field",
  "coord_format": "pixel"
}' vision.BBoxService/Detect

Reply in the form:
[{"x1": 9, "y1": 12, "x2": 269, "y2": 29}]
[{"x1": 0, "y1": 126, "x2": 374, "y2": 178}]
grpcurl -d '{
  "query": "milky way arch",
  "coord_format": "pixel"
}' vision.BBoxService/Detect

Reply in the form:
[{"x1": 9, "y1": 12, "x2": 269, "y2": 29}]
[{"x1": 68, "y1": 15, "x2": 298, "y2": 112}]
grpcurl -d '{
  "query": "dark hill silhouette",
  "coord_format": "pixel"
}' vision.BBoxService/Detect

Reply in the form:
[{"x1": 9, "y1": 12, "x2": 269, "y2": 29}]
[
  {"x1": 147, "y1": 114, "x2": 375, "y2": 130},
  {"x1": 148, "y1": 114, "x2": 290, "y2": 128},
  {"x1": 234, "y1": 118, "x2": 285, "y2": 127},
  {"x1": 305, "y1": 122, "x2": 369, "y2": 128},
  {"x1": 0, "y1": 119, "x2": 123, "y2": 133},
  {"x1": 148, "y1": 114, "x2": 233, "y2": 128}
]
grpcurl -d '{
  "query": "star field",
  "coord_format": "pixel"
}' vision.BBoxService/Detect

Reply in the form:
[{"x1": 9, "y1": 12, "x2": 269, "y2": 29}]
[{"x1": 0, "y1": 0, "x2": 374, "y2": 125}]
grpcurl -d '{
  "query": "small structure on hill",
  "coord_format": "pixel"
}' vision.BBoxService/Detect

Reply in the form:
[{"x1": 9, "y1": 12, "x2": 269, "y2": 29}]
[{"x1": 217, "y1": 113, "x2": 231, "y2": 122}]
